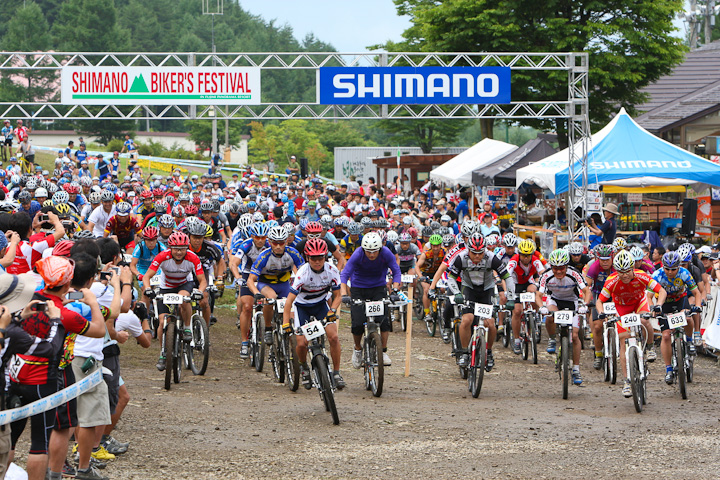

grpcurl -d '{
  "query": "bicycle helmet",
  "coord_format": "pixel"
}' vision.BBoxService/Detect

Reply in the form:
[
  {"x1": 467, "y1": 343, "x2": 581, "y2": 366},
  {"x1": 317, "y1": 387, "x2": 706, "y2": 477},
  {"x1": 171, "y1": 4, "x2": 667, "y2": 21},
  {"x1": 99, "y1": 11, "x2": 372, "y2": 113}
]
[
  {"x1": 594, "y1": 244, "x2": 615, "y2": 260},
  {"x1": 429, "y1": 234, "x2": 442, "y2": 246},
  {"x1": 178, "y1": 193, "x2": 191, "y2": 202},
  {"x1": 140, "y1": 190, "x2": 153, "y2": 199},
  {"x1": 485, "y1": 234, "x2": 500, "y2": 248},
  {"x1": 398, "y1": 232, "x2": 412, "y2": 243},
  {"x1": 185, "y1": 218, "x2": 207, "y2": 237},
  {"x1": 440, "y1": 214, "x2": 451, "y2": 223},
  {"x1": 228, "y1": 202, "x2": 241, "y2": 214},
  {"x1": 502, "y1": 233, "x2": 518, "y2": 247},
  {"x1": 79, "y1": 177, "x2": 92, "y2": 187},
  {"x1": 517, "y1": 239, "x2": 536, "y2": 255},
  {"x1": 306, "y1": 221, "x2": 323, "y2": 236},
  {"x1": 152, "y1": 188, "x2": 164, "y2": 197},
  {"x1": 204, "y1": 224, "x2": 214, "y2": 238},
  {"x1": 53, "y1": 191, "x2": 70, "y2": 204},
  {"x1": 548, "y1": 249, "x2": 570, "y2": 267},
  {"x1": 331, "y1": 206, "x2": 344, "y2": 216},
  {"x1": 17, "y1": 191, "x2": 32, "y2": 203},
  {"x1": 407, "y1": 227, "x2": 418, "y2": 239},
  {"x1": 158, "y1": 214, "x2": 175, "y2": 229},
  {"x1": 268, "y1": 225, "x2": 289, "y2": 242},
  {"x1": 100, "y1": 190, "x2": 114, "y2": 202},
  {"x1": 361, "y1": 232, "x2": 383, "y2": 252},
  {"x1": 26, "y1": 178, "x2": 37, "y2": 190},
  {"x1": 115, "y1": 202, "x2": 132, "y2": 216},
  {"x1": 386, "y1": 230, "x2": 398, "y2": 244},
  {"x1": 185, "y1": 204, "x2": 198, "y2": 216},
  {"x1": 348, "y1": 222, "x2": 363, "y2": 236},
  {"x1": 52, "y1": 240, "x2": 74, "y2": 257},
  {"x1": 361, "y1": 216, "x2": 373, "y2": 227},
  {"x1": 88, "y1": 191, "x2": 101, "y2": 204},
  {"x1": 142, "y1": 226, "x2": 159, "y2": 239},
  {"x1": 662, "y1": 250, "x2": 681, "y2": 269},
  {"x1": 283, "y1": 222, "x2": 296, "y2": 236},
  {"x1": 73, "y1": 229, "x2": 96, "y2": 240},
  {"x1": 167, "y1": 231, "x2": 190, "y2": 247},
  {"x1": 42, "y1": 199, "x2": 54, "y2": 208},
  {"x1": 172, "y1": 205, "x2": 185, "y2": 217},
  {"x1": 466, "y1": 233, "x2": 485, "y2": 253},
  {"x1": 63, "y1": 183, "x2": 79, "y2": 194},
  {"x1": 422, "y1": 226, "x2": 433, "y2": 238},
  {"x1": 320, "y1": 214, "x2": 333, "y2": 226},
  {"x1": 252, "y1": 212, "x2": 264, "y2": 222},
  {"x1": 250, "y1": 222, "x2": 270, "y2": 238},
  {"x1": 614, "y1": 249, "x2": 635, "y2": 272},
  {"x1": 47, "y1": 183, "x2": 58, "y2": 194},
  {"x1": 55, "y1": 203, "x2": 72, "y2": 216},
  {"x1": 239, "y1": 214, "x2": 254, "y2": 230},
  {"x1": 612, "y1": 237, "x2": 627, "y2": 251},
  {"x1": 442, "y1": 234, "x2": 456, "y2": 247},
  {"x1": 199, "y1": 200, "x2": 213, "y2": 212},
  {"x1": 247, "y1": 201, "x2": 257, "y2": 209},
  {"x1": 629, "y1": 245, "x2": 644, "y2": 262},
  {"x1": 304, "y1": 237, "x2": 328, "y2": 257},
  {"x1": 676, "y1": 243, "x2": 694, "y2": 262},
  {"x1": 568, "y1": 242, "x2": 584, "y2": 255},
  {"x1": 461, "y1": 221, "x2": 476, "y2": 237}
]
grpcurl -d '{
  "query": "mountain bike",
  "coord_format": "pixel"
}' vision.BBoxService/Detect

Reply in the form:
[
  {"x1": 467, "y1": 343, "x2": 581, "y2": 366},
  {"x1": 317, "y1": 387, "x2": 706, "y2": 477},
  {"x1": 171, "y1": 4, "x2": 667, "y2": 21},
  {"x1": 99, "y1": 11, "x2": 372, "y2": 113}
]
[
  {"x1": 601, "y1": 302, "x2": 620, "y2": 384},
  {"x1": 620, "y1": 312, "x2": 649, "y2": 413},
  {"x1": 299, "y1": 316, "x2": 339, "y2": 425},
  {"x1": 186, "y1": 288, "x2": 210, "y2": 376},
  {"x1": 448, "y1": 297, "x2": 466, "y2": 378},
  {"x1": 147, "y1": 276, "x2": 162, "y2": 338},
  {"x1": 518, "y1": 292, "x2": 538, "y2": 364},
  {"x1": 352, "y1": 298, "x2": 389, "y2": 397},
  {"x1": 269, "y1": 298, "x2": 287, "y2": 383},
  {"x1": 664, "y1": 310, "x2": 694, "y2": 399},
  {"x1": 553, "y1": 310, "x2": 574, "y2": 400},
  {"x1": 249, "y1": 297, "x2": 269, "y2": 372},
  {"x1": 389, "y1": 274, "x2": 413, "y2": 332},
  {"x1": 155, "y1": 292, "x2": 200, "y2": 390},
  {"x1": 418, "y1": 277, "x2": 440, "y2": 337},
  {"x1": 282, "y1": 324, "x2": 301, "y2": 392},
  {"x1": 466, "y1": 301, "x2": 493, "y2": 398}
]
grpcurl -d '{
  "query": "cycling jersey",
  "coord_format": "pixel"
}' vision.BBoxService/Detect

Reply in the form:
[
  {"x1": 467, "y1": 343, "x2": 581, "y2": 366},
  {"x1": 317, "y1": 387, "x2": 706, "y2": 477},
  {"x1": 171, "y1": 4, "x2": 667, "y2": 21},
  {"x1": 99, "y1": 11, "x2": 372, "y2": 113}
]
[
  {"x1": 1, "y1": 126, "x2": 13, "y2": 140},
  {"x1": 104, "y1": 215, "x2": 141, "y2": 240},
  {"x1": 235, "y1": 238, "x2": 269, "y2": 275},
  {"x1": 652, "y1": 267, "x2": 696, "y2": 301},
  {"x1": 132, "y1": 241, "x2": 167, "y2": 275},
  {"x1": 133, "y1": 204, "x2": 154, "y2": 219},
  {"x1": 295, "y1": 237, "x2": 337, "y2": 258},
  {"x1": 7, "y1": 235, "x2": 56, "y2": 275},
  {"x1": 585, "y1": 259, "x2": 614, "y2": 294},
  {"x1": 191, "y1": 240, "x2": 222, "y2": 279},
  {"x1": 569, "y1": 254, "x2": 591, "y2": 272},
  {"x1": 538, "y1": 267, "x2": 586, "y2": 301},
  {"x1": 290, "y1": 262, "x2": 341, "y2": 305},
  {"x1": 506, "y1": 254, "x2": 544, "y2": 285},
  {"x1": 149, "y1": 250, "x2": 204, "y2": 289},
  {"x1": 419, "y1": 246, "x2": 446, "y2": 276},
  {"x1": 339, "y1": 234, "x2": 362, "y2": 260},
  {"x1": 396, "y1": 243, "x2": 420, "y2": 271},
  {"x1": 598, "y1": 270, "x2": 662, "y2": 308},
  {"x1": 446, "y1": 249, "x2": 513, "y2": 294},
  {"x1": 250, "y1": 247, "x2": 304, "y2": 283}
]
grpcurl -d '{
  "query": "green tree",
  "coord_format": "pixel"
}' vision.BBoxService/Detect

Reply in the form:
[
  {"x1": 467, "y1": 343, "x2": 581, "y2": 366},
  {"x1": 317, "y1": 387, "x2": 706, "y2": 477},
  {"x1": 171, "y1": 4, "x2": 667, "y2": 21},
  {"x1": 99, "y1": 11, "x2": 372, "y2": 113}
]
[
  {"x1": 75, "y1": 119, "x2": 136, "y2": 145},
  {"x1": 391, "y1": 0, "x2": 687, "y2": 147},
  {"x1": 53, "y1": 0, "x2": 131, "y2": 51},
  {"x1": 185, "y1": 118, "x2": 244, "y2": 153},
  {"x1": 375, "y1": 118, "x2": 470, "y2": 153}
]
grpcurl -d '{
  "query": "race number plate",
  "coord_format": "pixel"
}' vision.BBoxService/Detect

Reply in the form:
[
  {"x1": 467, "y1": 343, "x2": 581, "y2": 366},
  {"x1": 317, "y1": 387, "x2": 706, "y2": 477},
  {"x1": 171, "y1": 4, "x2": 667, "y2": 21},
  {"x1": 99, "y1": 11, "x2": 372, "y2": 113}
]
[
  {"x1": 365, "y1": 301, "x2": 384, "y2": 316},
  {"x1": 436, "y1": 278, "x2": 447, "y2": 289},
  {"x1": 401, "y1": 274, "x2": 415, "y2": 283},
  {"x1": 163, "y1": 294, "x2": 183, "y2": 305},
  {"x1": 603, "y1": 302, "x2": 617, "y2": 315},
  {"x1": 554, "y1": 310, "x2": 573, "y2": 325},
  {"x1": 276, "y1": 298, "x2": 286, "y2": 311},
  {"x1": 667, "y1": 312, "x2": 687, "y2": 328},
  {"x1": 300, "y1": 320, "x2": 325, "y2": 341},
  {"x1": 149, "y1": 276, "x2": 161, "y2": 287},
  {"x1": 621, "y1": 313, "x2": 641, "y2": 328},
  {"x1": 519, "y1": 292, "x2": 535, "y2": 303},
  {"x1": 474, "y1": 303, "x2": 493, "y2": 319}
]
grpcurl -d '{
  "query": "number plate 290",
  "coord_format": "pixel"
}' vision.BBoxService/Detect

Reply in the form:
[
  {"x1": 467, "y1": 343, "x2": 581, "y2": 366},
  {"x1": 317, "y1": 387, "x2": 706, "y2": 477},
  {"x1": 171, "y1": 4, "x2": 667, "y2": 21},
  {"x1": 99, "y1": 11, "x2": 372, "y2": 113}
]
[{"x1": 163, "y1": 294, "x2": 182, "y2": 305}]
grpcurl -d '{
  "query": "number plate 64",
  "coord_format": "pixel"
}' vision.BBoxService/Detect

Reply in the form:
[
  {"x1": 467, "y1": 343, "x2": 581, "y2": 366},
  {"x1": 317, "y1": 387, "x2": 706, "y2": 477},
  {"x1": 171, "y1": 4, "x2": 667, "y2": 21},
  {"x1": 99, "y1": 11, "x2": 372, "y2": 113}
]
[
  {"x1": 554, "y1": 310, "x2": 573, "y2": 325},
  {"x1": 474, "y1": 303, "x2": 493, "y2": 319},
  {"x1": 365, "y1": 301, "x2": 384, "y2": 316},
  {"x1": 300, "y1": 320, "x2": 325, "y2": 341}
]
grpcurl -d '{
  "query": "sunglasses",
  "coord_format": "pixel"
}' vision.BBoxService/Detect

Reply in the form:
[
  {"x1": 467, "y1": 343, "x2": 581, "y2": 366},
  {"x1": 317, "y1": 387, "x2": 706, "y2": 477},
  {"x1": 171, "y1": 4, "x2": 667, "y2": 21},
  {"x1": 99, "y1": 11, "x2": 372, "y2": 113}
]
[
  {"x1": 270, "y1": 240, "x2": 285, "y2": 246},
  {"x1": 663, "y1": 267, "x2": 678, "y2": 272},
  {"x1": 308, "y1": 255, "x2": 325, "y2": 261},
  {"x1": 551, "y1": 266, "x2": 567, "y2": 270}
]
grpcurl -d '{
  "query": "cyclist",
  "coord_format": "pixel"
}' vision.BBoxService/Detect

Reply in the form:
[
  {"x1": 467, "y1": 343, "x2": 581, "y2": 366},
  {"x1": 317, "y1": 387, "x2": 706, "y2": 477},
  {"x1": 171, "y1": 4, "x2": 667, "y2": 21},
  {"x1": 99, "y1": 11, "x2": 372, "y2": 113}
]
[
  {"x1": 676, "y1": 243, "x2": 706, "y2": 346},
  {"x1": 342, "y1": 231, "x2": 401, "y2": 368},
  {"x1": 584, "y1": 244, "x2": 621, "y2": 369},
  {"x1": 247, "y1": 226, "x2": 304, "y2": 347},
  {"x1": 186, "y1": 218, "x2": 225, "y2": 326},
  {"x1": 103, "y1": 202, "x2": 141, "y2": 251},
  {"x1": 652, "y1": 250, "x2": 701, "y2": 383},
  {"x1": 396, "y1": 232, "x2": 421, "y2": 275},
  {"x1": 568, "y1": 242, "x2": 591, "y2": 272},
  {"x1": 1, "y1": 119, "x2": 12, "y2": 161},
  {"x1": 131, "y1": 226, "x2": 166, "y2": 312},
  {"x1": 133, "y1": 190, "x2": 155, "y2": 221},
  {"x1": 630, "y1": 245, "x2": 654, "y2": 274},
  {"x1": 87, "y1": 190, "x2": 116, "y2": 238},
  {"x1": 157, "y1": 214, "x2": 176, "y2": 245},
  {"x1": 143, "y1": 232, "x2": 206, "y2": 371},
  {"x1": 339, "y1": 222, "x2": 364, "y2": 260},
  {"x1": 537, "y1": 249, "x2": 591, "y2": 385},
  {"x1": 283, "y1": 238, "x2": 345, "y2": 389},
  {"x1": 508, "y1": 239, "x2": 545, "y2": 355},
  {"x1": 445, "y1": 233, "x2": 514, "y2": 371},
  {"x1": 596, "y1": 250, "x2": 666, "y2": 397},
  {"x1": 416, "y1": 234, "x2": 446, "y2": 324},
  {"x1": 295, "y1": 221, "x2": 345, "y2": 269},
  {"x1": 231, "y1": 222, "x2": 270, "y2": 358}
]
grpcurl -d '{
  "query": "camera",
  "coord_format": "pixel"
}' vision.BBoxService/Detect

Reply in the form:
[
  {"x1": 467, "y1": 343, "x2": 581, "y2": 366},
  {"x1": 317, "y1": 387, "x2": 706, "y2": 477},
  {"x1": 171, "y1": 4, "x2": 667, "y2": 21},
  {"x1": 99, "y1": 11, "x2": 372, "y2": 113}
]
[
  {"x1": 32, "y1": 302, "x2": 47, "y2": 312},
  {"x1": 67, "y1": 291, "x2": 84, "y2": 300}
]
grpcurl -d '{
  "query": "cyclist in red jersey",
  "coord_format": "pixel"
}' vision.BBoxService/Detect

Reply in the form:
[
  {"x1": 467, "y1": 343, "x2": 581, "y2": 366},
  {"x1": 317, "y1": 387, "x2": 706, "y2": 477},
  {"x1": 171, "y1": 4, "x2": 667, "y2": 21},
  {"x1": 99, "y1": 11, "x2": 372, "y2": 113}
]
[
  {"x1": 596, "y1": 250, "x2": 666, "y2": 397},
  {"x1": 507, "y1": 239, "x2": 545, "y2": 355}
]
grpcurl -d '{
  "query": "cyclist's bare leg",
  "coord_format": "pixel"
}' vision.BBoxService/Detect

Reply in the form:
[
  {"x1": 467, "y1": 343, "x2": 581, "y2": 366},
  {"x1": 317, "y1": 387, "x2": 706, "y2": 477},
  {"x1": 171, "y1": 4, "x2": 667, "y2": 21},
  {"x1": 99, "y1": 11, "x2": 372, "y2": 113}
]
[
  {"x1": 156, "y1": 313, "x2": 166, "y2": 340},
  {"x1": 179, "y1": 289, "x2": 192, "y2": 329},
  {"x1": 381, "y1": 330, "x2": 389, "y2": 349},
  {"x1": 353, "y1": 334, "x2": 363, "y2": 350},
  {"x1": 421, "y1": 281, "x2": 431, "y2": 311},
  {"x1": 618, "y1": 330, "x2": 630, "y2": 377},
  {"x1": 640, "y1": 317, "x2": 654, "y2": 349},
  {"x1": 511, "y1": 303, "x2": 523, "y2": 338},
  {"x1": 546, "y1": 304, "x2": 559, "y2": 337},
  {"x1": 200, "y1": 290, "x2": 211, "y2": 325},
  {"x1": 459, "y1": 312, "x2": 474, "y2": 349},
  {"x1": 325, "y1": 323, "x2": 341, "y2": 371},
  {"x1": 296, "y1": 334, "x2": 308, "y2": 363},
  {"x1": 485, "y1": 316, "x2": 496, "y2": 350},
  {"x1": 572, "y1": 320, "x2": 581, "y2": 365},
  {"x1": 260, "y1": 285, "x2": 277, "y2": 328},
  {"x1": 592, "y1": 318, "x2": 604, "y2": 352},
  {"x1": 661, "y1": 329, "x2": 672, "y2": 365},
  {"x1": 240, "y1": 295, "x2": 253, "y2": 341}
]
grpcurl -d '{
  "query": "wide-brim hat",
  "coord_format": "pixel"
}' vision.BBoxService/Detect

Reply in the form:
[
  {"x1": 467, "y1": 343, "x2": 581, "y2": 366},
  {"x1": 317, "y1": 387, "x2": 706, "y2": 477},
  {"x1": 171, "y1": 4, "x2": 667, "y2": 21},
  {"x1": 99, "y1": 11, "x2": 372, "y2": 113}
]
[
  {"x1": 0, "y1": 273, "x2": 37, "y2": 313},
  {"x1": 602, "y1": 203, "x2": 619, "y2": 215}
]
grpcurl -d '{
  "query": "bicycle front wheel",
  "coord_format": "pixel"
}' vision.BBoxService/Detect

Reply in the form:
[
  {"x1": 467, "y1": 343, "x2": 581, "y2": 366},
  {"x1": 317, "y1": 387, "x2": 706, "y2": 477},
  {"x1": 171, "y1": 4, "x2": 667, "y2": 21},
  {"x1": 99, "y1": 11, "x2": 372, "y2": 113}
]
[
  {"x1": 365, "y1": 332, "x2": 384, "y2": 397},
  {"x1": 502, "y1": 317, "x2": 511, "y2": 348},
  {"x1": 609, "y1": 332, "x2": 617, "y2": 385},
  {"x1": 172, "y1": 321, "x2": 182, "y2": 384},
  {"x1": 189, "y1": 314, "x2": 210, "y2": 376},
  {"x1": 313, "y1": 355, "x2": 339, "y2": 425},
  {"x1": 561, "y1": 334, "x2": 570, "y2": 400},
  {"x1": 164, "y1": 320, "x2": 175, "y2": 390},
  {"x1": 675, "y1": 337, "x2": 687, "y2": 399},
  {"x1": 271, "y1": 330, "x2": 285, "y2": 383},
  {"x1": 629, "y1": 347, "x2": 643, "y2": 413},
  {"x1": 425, "y1": 312, "x2": 436, "y2": 337},
  {"x1": 285, "y1": 335, "x2": 300, "y2": 392},
  {"x1": 254, "y1": 314, "x2": 265, "y2": 373},
  {"x1": 468, "y1": 332, "x2": 486, "y2": 398},
  {"x1": 529, "y1": 316, "x2": 538, "y2": 364}
]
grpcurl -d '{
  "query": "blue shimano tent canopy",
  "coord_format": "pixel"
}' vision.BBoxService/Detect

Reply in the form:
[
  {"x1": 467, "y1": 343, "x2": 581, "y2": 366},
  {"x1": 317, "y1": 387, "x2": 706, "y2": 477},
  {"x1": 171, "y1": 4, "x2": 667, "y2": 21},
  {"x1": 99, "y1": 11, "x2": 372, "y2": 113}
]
[{"x1": 517, "y1": 108, "x2": 720, "y2": 194}]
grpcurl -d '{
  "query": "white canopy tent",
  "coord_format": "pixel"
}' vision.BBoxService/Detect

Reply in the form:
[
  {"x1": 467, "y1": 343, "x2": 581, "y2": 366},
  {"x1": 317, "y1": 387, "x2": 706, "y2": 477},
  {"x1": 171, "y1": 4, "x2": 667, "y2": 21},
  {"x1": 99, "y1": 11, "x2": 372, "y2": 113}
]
[{"x1": 430, "y1": 138, "x2": 517, "y2": 186}]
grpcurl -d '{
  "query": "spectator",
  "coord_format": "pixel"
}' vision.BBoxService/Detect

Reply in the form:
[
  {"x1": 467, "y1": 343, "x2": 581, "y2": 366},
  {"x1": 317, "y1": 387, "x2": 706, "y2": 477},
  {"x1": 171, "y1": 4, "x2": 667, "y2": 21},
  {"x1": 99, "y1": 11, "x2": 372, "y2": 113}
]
[{"x1": 586, "y1": 202, "x2": 618, "y2": 245}]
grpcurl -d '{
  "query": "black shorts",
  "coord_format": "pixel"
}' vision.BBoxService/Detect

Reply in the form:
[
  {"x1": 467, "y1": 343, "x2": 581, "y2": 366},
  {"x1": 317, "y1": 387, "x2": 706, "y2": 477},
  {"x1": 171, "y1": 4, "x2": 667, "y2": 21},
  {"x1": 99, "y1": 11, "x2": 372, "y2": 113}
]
[
  {"x1": 25, "y1": 154, "x2": 34, "y2": 164},
  {"x1": 515, "y1": 282, "x2": 532, "y2": 294},
  {"x1": 461, "y1": 287, "x2": 493, "y2": 315},
  {"x1": 659, "y1": 297, "x2": 689, "y2": 331},
  {"x1": 549, "y1": 298, "x2": 577, "y2": 312},
  {"x1": 157, "y1": 282, "x2": 194, "y2": 315},
  {"x1": 54, "y1": 367, "x2": 78, "y2": 430},
  {"x1": 350, "y1": 286, "x2": 391, "y2": 336},
  {"x1": 9, "y1": 382, "x2": 57, "y2": 454},
  {"x1": 4, "y1": 138, "x2": 11, "y2": 146},
  {"x1": 102, "y1": 354, "x2": 121, "y2": 416}
]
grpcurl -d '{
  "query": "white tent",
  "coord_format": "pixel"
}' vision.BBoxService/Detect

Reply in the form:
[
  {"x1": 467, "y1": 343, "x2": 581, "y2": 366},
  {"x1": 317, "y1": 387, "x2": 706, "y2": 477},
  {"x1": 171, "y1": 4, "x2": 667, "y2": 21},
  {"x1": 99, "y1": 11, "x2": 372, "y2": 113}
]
[{"x1": 430, "y1": 138, "x2": 517, "y2": 186}]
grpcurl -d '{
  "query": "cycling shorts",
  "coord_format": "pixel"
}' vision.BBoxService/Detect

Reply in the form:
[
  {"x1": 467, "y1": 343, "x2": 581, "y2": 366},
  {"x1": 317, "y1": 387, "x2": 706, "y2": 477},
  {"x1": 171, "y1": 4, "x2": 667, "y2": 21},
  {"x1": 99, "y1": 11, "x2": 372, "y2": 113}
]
[
  {"x1": 257, "y1": 281, "x2": 290, "y2": 299},
  {"x1": 461, "y1": 287, "x2": 493, "y2": 316},
  {"x1": 547, "y1": 298, "x2": 581, "y2": 329},
  {"x1": 156, "y1": 282, "x2": 194, "y2": 315},
  {"x1": 658, "y1": 297, "x2": 689, "y2": 332},
  {"x1": 4, "y1": 138, "x2": 12, "y2": 146},
  {"x1": 515, "y1": 282, "x2": 532, "y2": 294},
  {"x1": 350, "y1": 286, "x2": 391, "y2": 336},
  {"x1": 615, "y1": 296, "x2": 651, "y2": 333},
  {"x1": 293, "y1": 300, "x2": 330, "y2": 330},
  {"x1": 239, "y1": 274, "x2": 253, "y2": 297}
]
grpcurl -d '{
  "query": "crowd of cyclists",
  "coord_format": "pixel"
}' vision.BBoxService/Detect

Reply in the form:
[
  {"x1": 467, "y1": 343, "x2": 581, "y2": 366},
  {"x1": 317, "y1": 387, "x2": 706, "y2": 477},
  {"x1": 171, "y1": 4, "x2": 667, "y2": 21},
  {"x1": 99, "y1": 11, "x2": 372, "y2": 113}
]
[{"x1": 0, "y1": 134, "x2": 718, "y2": 477}]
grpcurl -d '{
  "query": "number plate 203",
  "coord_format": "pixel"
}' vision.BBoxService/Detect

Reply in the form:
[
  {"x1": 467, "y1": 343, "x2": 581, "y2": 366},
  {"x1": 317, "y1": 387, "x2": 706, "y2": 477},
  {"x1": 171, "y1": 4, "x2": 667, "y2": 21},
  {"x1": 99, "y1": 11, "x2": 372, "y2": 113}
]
[
  {"x1": 163, "y1": 294, "x2": 183, "y2": 305},
  {"x1": 474, "y1": 303, "x2": 493, "y2": 319},
  {"x1": 365, "y1": 301, "x2": 384, "y2": 316},
  {"x1": 621, "y1": 313, "x2": 641, "y2": 328},
  {"x1": 519, "y1": 292, "x2": 535, "y2": 303},
  {"x1": 300, "y1": 320, "x2": 325, "y2": 341},
  {"x1": 554, "y1": 310, "x2": 573, "y2": 325},
  {"x1": 667, "y1": 312, "x2": 687, "y2": 328}
]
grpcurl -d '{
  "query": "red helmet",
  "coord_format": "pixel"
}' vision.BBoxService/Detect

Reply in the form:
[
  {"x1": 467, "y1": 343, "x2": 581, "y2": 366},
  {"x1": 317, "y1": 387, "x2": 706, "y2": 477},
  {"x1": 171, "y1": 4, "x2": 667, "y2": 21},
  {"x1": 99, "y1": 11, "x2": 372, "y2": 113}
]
[
  {"x1": 267, "y1": 212, "x2": 275, "y2": 221},
  {"x1": 114, "y1": 191, "x2": 126, "y2": 202},
  {"x1": 185, "y1": 205, "x2": 198, "y2": 216},
  {"x1": 63, "y1": 184, "x2": 79, "y2": 194},
  {"x1": 305, "y1": 221, "x2": 323, "y2": 234},
  {"x1": 172, "y1": 205, "x2": 185, "y2": 217},
  {"x1": 304, "y1": 237, "x2": 328, "y2": 257},
  {"x1": 467, "y1": 233, "x2": 485, "y2": 253},
  {"x1": 140, "y1": 190, "x2": 153, "y2": 199},
  {"x1": 152, "y1": 188, "x2": 163, "y2": 197},
  {"x1": 167, "y1": 231, "x2": 190, "y2": 247},
  {"x1": 340, "y1": 200, "x2": 348, "y2": 208},
  {"x1": 192, "y1": 196, "x2": 201, "y2": 205},
  {"x1": 52, "y1": 240, "x2": 74, "y2": 257},
  {"x1": 407, "y1": 227, "x2": 417, "y2": 239},
  {"x1": 142, "y1": 226, "x2": 159, "y2": 239}
]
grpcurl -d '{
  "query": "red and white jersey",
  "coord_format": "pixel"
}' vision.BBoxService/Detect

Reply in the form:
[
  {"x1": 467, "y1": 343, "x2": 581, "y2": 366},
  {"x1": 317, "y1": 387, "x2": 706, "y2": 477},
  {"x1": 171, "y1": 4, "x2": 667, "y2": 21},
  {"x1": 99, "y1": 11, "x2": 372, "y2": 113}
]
[
  {"x1": 149, "y1": 250, "x2": 204, "y2": 289},
  {"x1": 442, "y1": 243, "x2": 465, "y2": 267},
  {"x1": 506, "y1": 254, "x2": 544, "y2": 285},
  {"x1": 7, "y1": 236, "x2": 56, "y2": 274}
]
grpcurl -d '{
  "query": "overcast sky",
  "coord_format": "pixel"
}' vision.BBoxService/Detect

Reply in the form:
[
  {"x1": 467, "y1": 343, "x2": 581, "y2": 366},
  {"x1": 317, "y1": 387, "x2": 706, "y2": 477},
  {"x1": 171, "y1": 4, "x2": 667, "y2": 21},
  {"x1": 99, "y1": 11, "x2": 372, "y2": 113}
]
[{"x1": 239, "y1": 0, "x2": 412, "y2": 52}]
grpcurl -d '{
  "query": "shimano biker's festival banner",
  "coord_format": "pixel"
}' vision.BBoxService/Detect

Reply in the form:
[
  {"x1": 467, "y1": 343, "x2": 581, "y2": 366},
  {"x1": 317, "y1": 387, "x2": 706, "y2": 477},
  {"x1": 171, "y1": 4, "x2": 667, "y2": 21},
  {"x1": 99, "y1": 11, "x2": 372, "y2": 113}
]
[
  {"x1": 317, "y1": 67, "x2": 511, "y2": 105},
  {"x1": 62, "y1": 67, "x2": 261, "y2": 105}
]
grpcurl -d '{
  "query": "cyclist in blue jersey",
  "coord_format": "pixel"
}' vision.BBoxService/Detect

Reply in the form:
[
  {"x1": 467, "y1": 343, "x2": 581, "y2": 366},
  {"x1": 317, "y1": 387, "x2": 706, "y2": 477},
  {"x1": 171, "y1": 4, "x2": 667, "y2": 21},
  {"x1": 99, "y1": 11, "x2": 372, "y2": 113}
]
[
  {"x1": 247, "y1": 226, "x2": 304, "y2": 347},
  {"x1": 130, "y1": 226, "x2": 167, "y2": 311}
]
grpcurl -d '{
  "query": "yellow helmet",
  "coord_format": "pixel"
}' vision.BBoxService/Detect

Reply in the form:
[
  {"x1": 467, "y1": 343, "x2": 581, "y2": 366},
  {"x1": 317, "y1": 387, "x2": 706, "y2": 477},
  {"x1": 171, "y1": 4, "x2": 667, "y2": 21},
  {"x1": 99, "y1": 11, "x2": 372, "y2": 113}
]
[
  {"x1": 204, "y1": 224, "x2": 213, "y2": 238},
  {"x1": 43, "y1": 199, "x2": 54, "y2": 207},
  {"x1": 55, "y1": 203, "x2": 71, "y2": 215},
  {"x1": 518, "y1": 239, "x2": 536, "y2": 255}
]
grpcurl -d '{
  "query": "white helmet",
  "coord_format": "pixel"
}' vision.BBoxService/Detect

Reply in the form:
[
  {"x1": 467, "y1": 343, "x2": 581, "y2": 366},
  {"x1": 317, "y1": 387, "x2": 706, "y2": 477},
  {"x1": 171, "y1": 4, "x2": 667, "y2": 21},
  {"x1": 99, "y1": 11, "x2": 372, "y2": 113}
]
[
  {"x1": 461, "y1": 221, "x2": 476, "y2": 237},
  {"x1": 268, "y1": 226, "x2": 288, "y2": 242},
  {"x1": 361, "y1": 232, "x2": 383, "y2": 252},
  {"x1": 35, "y1": 187, "x2": 48, "y2": 197},
  {"x1": 387, "y1": 230, "x2": 399, "y2": 243}
]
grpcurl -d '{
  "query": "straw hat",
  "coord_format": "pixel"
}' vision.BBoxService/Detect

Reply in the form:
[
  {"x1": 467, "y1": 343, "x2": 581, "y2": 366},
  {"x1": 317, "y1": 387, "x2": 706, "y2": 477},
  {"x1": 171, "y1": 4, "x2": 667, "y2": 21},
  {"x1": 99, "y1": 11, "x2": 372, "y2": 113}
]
[{"x1": 602, "y1": 203, "x2": 619, "y2": 215}]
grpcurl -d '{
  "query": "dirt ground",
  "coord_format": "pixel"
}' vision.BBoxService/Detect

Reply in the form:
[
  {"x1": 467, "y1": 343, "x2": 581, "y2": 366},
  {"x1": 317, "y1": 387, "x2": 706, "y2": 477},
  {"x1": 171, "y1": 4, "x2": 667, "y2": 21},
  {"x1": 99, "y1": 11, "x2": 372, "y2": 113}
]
[{"x1": 14, "y1": 305, "x2": 720, "y2": 479}]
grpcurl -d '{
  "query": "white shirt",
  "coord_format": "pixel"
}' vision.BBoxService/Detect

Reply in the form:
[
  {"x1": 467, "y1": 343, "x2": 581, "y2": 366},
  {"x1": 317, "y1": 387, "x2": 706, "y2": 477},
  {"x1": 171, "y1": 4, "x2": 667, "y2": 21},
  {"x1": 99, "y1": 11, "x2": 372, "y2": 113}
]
[{"x1": 88, "y1": 205, "x2": 116, "y2": 237}]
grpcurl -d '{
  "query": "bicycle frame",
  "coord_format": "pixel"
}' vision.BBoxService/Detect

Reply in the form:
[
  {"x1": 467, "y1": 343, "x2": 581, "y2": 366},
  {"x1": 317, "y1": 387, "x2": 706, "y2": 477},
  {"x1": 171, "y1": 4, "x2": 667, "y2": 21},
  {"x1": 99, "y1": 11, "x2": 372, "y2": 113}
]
[
  {"x1": 624, "y1": 324, "x2": 646, "y2": 381},
  {"x1": 603, "y1": 317, "x2": 620, "y2": 362}
]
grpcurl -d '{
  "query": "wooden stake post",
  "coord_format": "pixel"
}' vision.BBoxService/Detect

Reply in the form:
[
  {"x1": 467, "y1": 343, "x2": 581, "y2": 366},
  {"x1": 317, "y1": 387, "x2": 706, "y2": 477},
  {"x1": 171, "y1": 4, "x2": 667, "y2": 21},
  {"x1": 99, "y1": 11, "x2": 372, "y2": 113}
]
[{"x1": 405, "y1": 284, "x2": 413, "y2": 377}]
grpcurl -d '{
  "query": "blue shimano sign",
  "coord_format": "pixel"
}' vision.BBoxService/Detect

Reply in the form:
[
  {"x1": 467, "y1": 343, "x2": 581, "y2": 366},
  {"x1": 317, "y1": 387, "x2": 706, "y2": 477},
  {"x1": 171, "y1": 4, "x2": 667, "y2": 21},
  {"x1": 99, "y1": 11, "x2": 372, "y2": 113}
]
[{"x1": 318, "y1": 67, "x2": 511, "y2": 105}]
